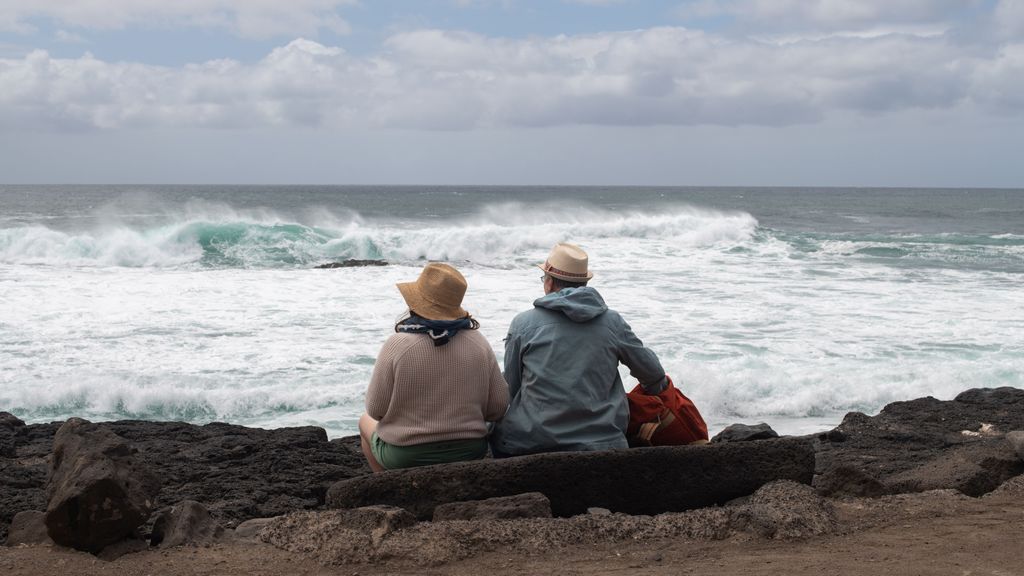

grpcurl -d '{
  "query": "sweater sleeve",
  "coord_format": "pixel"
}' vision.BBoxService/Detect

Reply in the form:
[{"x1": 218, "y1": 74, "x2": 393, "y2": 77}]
[
  {"x1": 484, "y1": 349, "x2": 510, "y2": 421},
  {"x1": 365, "y1": 336, "x2": 397, "y2": 420},
  {"x1": 615, "y1": 315, "x2": 667, "y2": 394}
]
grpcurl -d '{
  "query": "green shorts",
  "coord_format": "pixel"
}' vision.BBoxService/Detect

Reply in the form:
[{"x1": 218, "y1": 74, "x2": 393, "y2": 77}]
[{"x1": 371, "y1": 433, "x2": 487, "y2": 470}]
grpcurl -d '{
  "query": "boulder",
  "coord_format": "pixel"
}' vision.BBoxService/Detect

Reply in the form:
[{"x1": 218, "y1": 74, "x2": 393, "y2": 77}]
[
  {"x1": 5, "y1": 511, "x2": 52, "y2": 546},
  {"x1": 433, "y1": 493, "x2": 552, "y2": 522},
  {"x1": 711, "y1": 423, "x2": 779, "y2": 443},
  {"x1": 328, "y1": 438, "x2": 815, "y2": 520},
  {"x1": 150, "y1": 500, "x2": 225, "y2": 548},
  {"x1": 44, "y1": 418, "x2": 161, "y2": 553},
  {"x1": 1006, "y1": 431, "x2": 1024, "y2": 461}
]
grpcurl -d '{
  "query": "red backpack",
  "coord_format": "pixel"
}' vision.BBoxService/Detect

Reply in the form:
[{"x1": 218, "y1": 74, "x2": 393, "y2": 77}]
[{"x1": 626, "y1": 376, "x2": 709, "y2": 446}]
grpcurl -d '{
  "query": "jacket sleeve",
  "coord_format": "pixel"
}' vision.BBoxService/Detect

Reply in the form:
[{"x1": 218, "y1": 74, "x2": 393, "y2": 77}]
[
  {"x1": 365, "y1": 336, "x2": 397, "y2": 420},
  {"x1": 615, "y1": 316, "x2": 667, "y2": 395},
  {"x1": 502, "y1": 324, "x2": 524, "y2": 400},
  {"x1": 484, "y1": 348, "x2": 510, "y2": 421}
]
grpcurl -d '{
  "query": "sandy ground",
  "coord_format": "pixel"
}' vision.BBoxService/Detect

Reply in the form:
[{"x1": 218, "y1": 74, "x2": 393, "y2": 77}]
[{"x1": 3, "y1": 485, "x2": 1022, "y2": 576}]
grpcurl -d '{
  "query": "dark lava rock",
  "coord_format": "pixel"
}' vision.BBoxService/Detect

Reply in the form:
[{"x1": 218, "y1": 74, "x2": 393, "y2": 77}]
[
  {"x1": 1006, "y1": 431, "x2": 1024, "y2": 461},
  {"x1": 813, "y1": 387, "x2": 1024, "y2": 497},
  {"x1": 0, "y1": 420, "x2": 370, "y2": 545},
  {"x1": 814, "y1": 465, "x2": 888, "y2": 498},
  {"x1": 433, "y1": 492, "x2": 553, "y2": 522},
  {"x1": 315, "y1": 259, "x2": 388, "y2": 269},
  {"x1": 45, "y1": 418, "x2": 162, "y2": 553},
  {"x1": 0, "y1": 412, "x2": 25, "y2": 458},
  {"x1": 150, "y1": 500, "x2": 225, "y2": 548},
  {"x1": 328, "y1": 438, "x2": 815, "y2": 520},
  {"x1": 711, "y1": 423, "x2": 780, "y2": 443},
  {"x1": 5, "y1": 510, "x2": 52, "y2": 546}
]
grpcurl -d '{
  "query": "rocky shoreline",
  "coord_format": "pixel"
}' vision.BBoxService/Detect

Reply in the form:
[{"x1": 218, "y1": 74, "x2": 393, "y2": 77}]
[{"x1": 2, "y1": 387, "x2": 1023, "y2": 569}]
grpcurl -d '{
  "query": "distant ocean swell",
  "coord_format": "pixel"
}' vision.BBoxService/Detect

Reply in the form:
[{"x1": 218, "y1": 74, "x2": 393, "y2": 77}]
[{"x1": 1, "y1": 202, "x2": 1021, "y2": 271}]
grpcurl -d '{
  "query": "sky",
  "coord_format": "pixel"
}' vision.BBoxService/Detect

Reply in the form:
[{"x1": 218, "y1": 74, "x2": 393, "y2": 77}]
[{"x1": 1, "y1": 0, "x2": 1022, "y2": 187}]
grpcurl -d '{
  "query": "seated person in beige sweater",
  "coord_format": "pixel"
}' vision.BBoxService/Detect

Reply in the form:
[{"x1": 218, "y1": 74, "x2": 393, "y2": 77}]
[{"x1": 358, "y1": 262, "x2": 510, "y2": 472}]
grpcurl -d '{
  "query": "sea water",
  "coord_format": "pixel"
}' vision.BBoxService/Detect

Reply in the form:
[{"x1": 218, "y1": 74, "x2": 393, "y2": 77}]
[{"x1": 1, "y1": 186, "x2": 1022, "y2": 438}]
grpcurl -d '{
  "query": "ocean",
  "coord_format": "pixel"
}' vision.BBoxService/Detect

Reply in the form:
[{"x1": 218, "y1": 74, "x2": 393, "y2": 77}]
[{"x1": 1, "y1": 186, "x2": 1022, "y2": 438}]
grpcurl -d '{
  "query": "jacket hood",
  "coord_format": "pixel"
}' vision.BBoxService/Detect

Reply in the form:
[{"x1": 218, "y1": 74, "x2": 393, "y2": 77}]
[{"x1": 533, "y1": 286, "x2": 608, "y2": 322}]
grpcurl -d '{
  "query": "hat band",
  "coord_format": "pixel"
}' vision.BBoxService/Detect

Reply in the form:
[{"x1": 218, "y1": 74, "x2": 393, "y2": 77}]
[{"x1": 543, "y1": 261, "x2": 589, "y2": 279}]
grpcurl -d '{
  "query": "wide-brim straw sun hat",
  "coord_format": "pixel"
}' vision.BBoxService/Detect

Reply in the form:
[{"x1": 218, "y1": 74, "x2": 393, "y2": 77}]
[
  {"x1": 538, "y1": 242, "x2": 594, "y2": 282},
  {"x1": 396, "y1": 262, "x2": 469, "y2": 321}
]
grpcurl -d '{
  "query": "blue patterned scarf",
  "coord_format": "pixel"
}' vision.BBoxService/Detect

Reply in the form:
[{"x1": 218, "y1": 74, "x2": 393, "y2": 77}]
[{"x1": 395, "y1": 313, "x2": 479, "y2": 346}]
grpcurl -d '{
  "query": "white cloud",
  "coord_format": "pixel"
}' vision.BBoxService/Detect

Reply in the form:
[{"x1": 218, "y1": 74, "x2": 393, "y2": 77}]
[
  {"x1": 0, "y1": 0, "x2": 354, "y2": 38},
  {"x1": 0, "y1": 25, "x2": 1020, "y2": 133},
  {"x1": 676, "y1": 0, "x2": 976, "y2": 33}
]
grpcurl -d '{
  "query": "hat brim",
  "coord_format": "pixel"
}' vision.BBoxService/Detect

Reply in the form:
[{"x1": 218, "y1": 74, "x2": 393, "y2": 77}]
[
  {"x1": 397, "y1": 282, "x2": 468, "y2": 321},
  {"x1": 537, "y1": 263, "x2": 593, "y2": 282}
]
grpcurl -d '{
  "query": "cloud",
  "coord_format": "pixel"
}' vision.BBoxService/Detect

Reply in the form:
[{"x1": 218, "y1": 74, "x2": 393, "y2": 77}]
[
  {"x1": 0, "y1": 25, "x2": 1020, "y2": 133},
  {"x1": 675, "y1": 0, "x2": 977, "y2": 33},
  {"x1": 0, "y1": 0, "x2": 354, "y2": 39}
]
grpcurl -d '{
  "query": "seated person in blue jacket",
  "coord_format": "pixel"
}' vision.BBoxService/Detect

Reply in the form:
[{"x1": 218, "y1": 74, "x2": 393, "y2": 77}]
[{"x1": 489, "y1": 242, "x2": 668, "y2": 457}]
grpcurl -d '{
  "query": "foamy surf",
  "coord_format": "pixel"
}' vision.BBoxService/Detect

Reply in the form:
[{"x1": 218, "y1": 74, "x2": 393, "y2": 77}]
[{"x1": 2, "y1": 186, "x2": 1022, "y2": 437}]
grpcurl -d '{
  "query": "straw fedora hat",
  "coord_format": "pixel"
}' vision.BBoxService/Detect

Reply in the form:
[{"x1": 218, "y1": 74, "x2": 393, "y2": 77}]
[
  {"x1": 538, "y1": 242, "x2": 594, "y2": 282},
  {"x1": 396, "y1": 262, "x2": 469, "y2": 321}
]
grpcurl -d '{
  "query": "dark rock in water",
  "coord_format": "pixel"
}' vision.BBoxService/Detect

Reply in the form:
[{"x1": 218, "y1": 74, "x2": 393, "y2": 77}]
[
  {"x1": 45, "y1": 418, "x2": 162, "y2": 553},
  {"x1": 150, "y1": 500, "x2": 225, "y2": 548},
  {"x1": 813, "y1": 387, "x2": 1024, "y2": 497},
  {"x1": 1006, "y1": 431, "x2": 1024, "y2": 461},
  {"x1": 5, "y1": 511, "x2": 52, "y2": 546},
  {"x1": 315, "y1": 259, "x2": 388, "y2": 269},
  {"x1": 711, "y1": 423, "x2": 779, "y2": 443},
  {"x1": 433, "y1": 492, "x2": 552, "y2": 522},
  {"x1": 0, "y1": 420, "x2": 370, "y2": 545},
  {"x1": 328, "y1": 438, "x2": 815, "y2": 520}
]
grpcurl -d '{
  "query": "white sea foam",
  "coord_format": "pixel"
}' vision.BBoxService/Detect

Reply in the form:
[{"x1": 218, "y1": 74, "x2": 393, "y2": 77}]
[{"x1": 2, "y1": 200, "x2": 1023, "y2": 437}]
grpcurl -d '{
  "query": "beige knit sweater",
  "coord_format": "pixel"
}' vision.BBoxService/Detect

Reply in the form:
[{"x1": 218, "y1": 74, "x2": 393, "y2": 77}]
[{"x1": 366, "y1": 329, "x2": 509, "y2": 446}]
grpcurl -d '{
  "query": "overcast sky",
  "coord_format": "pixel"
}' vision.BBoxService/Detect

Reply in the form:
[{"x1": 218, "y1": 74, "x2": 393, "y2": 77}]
[{"x1": 1, "y1": 0, "x2": 1022, "y2": 186}]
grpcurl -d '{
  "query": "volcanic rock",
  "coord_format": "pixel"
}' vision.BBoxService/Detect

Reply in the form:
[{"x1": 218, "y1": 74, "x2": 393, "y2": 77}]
[
  {"x1": 150, "y1": 500, "x2": 225, "y2": 548},
  {"x1": 711, "y1": 423, "x2": 780, "y2": 443},
  {"x1": 315, "y1": 259, "x2": 388, "y2": 268},
  {"x1": 433, "y1": 493, "x2": 552, "y2": 522},
  {"x1": 5, "y1": 511, "x2": 51, "y2": 546},
  {"x1": 813, "y1": 387, "x2": 1024, "y2": 497},
  {"x1": 328, "y1": 438, "x2": 816, "y2": 520},
  {"x1": 1006, "y1": 431, "x2": 1024, "y2": 461},
  {"x1": 44, "y1": 418, "x2": 161, "y2": 553},
  {"x1": 0, "y1": 412, "x2": 25, "y2": 458}
]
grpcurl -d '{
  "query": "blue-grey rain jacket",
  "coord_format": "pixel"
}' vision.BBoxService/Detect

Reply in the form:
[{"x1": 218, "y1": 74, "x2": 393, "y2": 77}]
[{"x1": 490, "y1": 286, "x2": 667, "y2": 455}]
